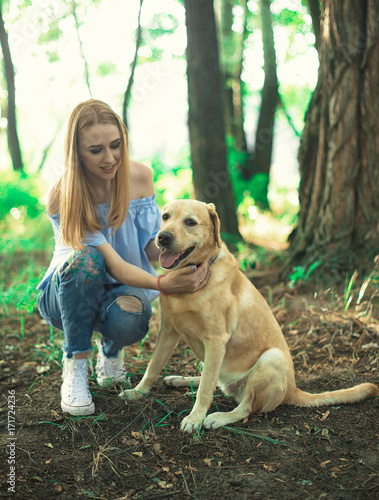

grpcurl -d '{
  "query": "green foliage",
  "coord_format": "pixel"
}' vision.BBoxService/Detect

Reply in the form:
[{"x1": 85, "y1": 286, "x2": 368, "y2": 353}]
[
  {"x1": 0, "y1": 173, "x2": 52, "y2": 315},
  {"x1": 148, "y1": 13, "x2": 178, "y2": 39},
  {"x1": 343, "y1": 268, "x2": 379, "y2": 313},
  {"x1": 288, "y1": 260, "x2": 321, "y2": 288},
  {"x1": 227, "y1": 139, "x2": 269, "y2": 210},
  {"x1": 0, "y1": 171, "x2": 44, "y2": 220},
  {"x1": 138, "y1": 12, "x2": 181, "y2": 63},
  {"x1": 96, "y1": 61, "x2": 118, "y2": 77},
  {"x1": 149, "y1": 149, "x2": 193, "y2": 207}
]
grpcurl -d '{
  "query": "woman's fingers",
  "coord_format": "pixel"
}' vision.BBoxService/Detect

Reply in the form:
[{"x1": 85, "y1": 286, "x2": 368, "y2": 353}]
[{"x1": 161, "y1": 256, "x2": 212, "y2": 294}]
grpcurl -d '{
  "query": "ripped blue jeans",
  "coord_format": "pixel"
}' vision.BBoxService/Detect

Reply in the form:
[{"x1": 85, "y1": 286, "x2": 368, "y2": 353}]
[{"x1": 37, "y1": 246, "x2": 152, "y2": 358}]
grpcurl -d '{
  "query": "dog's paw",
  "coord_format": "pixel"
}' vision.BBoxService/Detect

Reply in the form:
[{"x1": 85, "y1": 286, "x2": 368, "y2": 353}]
[
  {"x1": 203, "y1": 412, "x2": 230, "y2": 430},
  {"x1": 164, "y1": 375, "x2": 190, "y2": 388},
  {"x1": 180, "y1": 415, "x2": 204, "y2": 434},
  {"x1": 118, "y1": 388, "x2": 145, "y2": 401}
]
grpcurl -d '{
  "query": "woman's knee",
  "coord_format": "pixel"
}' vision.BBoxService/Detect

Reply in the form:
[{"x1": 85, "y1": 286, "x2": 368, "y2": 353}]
[{"x1": 102, "y1": 294, "x2": 152, "y2": 346}]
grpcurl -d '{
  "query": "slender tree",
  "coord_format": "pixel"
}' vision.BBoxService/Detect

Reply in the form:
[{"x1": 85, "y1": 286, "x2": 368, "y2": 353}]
[
  {"x1": 217, "y1": 0, "x2": 248, "y2": 151},
  {"x1": 184, "y1": 0, "x2": 240, "y2": 237},
  {"x1": 123, "y1": 0, "x2": 144, "y2": 128},
  {"x1": 286, "y1": 0, "x2": 379, "y2": 274},
  {"x1": 0, "y1": 0, "x2": 23, "y2": 171},
  {"x1": 71, "y1": 1, "x2": 92, "y2": 97},
  {"x1": 241, "y1": 0, "x2": 278, "y2": 209}
]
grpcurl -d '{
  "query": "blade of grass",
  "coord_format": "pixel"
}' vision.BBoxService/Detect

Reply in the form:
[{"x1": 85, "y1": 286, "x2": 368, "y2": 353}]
[{"x1": 222, "y1": 425, "x2": 288, "y2": 445}]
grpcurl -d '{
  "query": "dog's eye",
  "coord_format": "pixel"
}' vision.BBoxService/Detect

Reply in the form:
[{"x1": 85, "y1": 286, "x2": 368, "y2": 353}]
[
  {"x1": 162, "y1": 213, "x2": 170, "y2": 221},
  {"x1": 185, "y1": 218, "x2": 197, "y2": 227}
]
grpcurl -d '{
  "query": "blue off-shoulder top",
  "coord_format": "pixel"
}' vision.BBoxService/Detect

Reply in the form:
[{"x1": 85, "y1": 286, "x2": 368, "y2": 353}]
[{"x1": 37, "y1": 195, "x2": 161, "y2": 302}]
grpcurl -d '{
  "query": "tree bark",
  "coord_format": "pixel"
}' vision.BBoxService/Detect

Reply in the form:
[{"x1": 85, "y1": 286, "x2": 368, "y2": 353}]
[
  {"x1": 307, "y1": 0, "x2": 321, "y2": 50},
  {"x1": 287, "y1": 0, "x2": 379, "y2": 274},
  {"x1": 184, "y1": 0, "x2": 240, "y2": 237},
  {"x1": 0, "y1": 1, "x2": 23, "y2": 171}
]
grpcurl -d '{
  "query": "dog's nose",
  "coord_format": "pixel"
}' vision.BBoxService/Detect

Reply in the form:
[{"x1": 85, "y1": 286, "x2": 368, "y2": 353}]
[{"x1": 157, "y1": 231, "x2": 173, "y2": 247}]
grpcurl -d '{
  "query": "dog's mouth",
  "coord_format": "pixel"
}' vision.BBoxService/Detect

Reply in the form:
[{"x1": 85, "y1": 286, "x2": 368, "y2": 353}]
[{"x1": 159, "y1": 246, "x2": 195, "y2": 269}]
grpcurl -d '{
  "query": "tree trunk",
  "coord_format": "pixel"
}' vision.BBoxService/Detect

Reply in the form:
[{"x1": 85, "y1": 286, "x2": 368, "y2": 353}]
[
  {"x1": 240, "y1": 0, "x2": 278, "y2": 209},
  {"x1": 71, "y1": 1, "x2": 92, "y2": 97},
  {"x1": 287, "y1": 0, "x2": 379, "y2": 274},
  {"x1": 123, "y1": 0, "x2": 144, "y2": 129},
  {"x1": 307, "y1": 0, "x2": 321, "y2": 50},
  {"x1": 0, "y1": 2, "x2": 23, "y2": 171},
  {"x1": 184, "y1": 0, "x2": 240, "y2": 237},
  {"x1": 218, "y1": 0, "x2": 248, "y2": 151}
]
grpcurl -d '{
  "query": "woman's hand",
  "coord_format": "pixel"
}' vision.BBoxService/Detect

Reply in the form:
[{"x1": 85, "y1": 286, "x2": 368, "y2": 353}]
[{"x1": 158, "y1": 258, "x2": 212, "y2": 295}]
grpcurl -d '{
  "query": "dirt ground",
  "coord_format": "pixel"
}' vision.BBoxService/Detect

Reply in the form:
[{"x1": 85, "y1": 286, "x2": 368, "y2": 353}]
[{"x1": 1, "y1": 274, "x2": 378, "y2": 500}]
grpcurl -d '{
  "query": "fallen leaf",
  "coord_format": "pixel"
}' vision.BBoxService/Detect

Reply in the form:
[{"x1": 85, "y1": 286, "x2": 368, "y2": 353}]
[
  {"x1": 158, "y1": 481, "x2": 173, "y2": 489},
  {"x1": 162, "y1": 467, "x2": 170, "y2": 472},
  {"x1": 122, "y1": 438, "x2": 139, "y2": 446},
  {"x1": 203, "y1": 458, "x2": 213, "y2": 467},
  {"x1": 153, "y1": 443, "x2": 162, "y2": 454},
  {"x1": 44, "y1": 443, "x2": 53, "y2": 449},
  {"x1": 37, "y1": 365, "x2": 50, "y2": 374},
  {"x1": 45, "y1": 459, "x2": 52, "y2": 465},
  {"x1": 53, "y1": 485, "x2": 63, "y2": 492},
  {"x1": 132, "y1": 452, "x2": 143, "y2": 458},
  {"x1": 131, "y1": 431, "x2": 142, "y2": 440},
  {"x1": 320, "y1": 460, "x2": 331, "y2": 469},
  {"x1": 263, "y1": 463, "x2": 278, "y2": 472}
]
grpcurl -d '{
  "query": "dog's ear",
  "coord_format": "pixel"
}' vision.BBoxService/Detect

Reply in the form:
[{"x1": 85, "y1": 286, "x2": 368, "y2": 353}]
[{"x1": 207, "y1": 203, "x2": 222, "y2": 247}]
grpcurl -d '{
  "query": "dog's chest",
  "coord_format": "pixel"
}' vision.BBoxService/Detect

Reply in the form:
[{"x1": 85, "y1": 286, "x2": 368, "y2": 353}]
[{"x1": 162, "y1": 301, "x2": 208, "y2": 359}]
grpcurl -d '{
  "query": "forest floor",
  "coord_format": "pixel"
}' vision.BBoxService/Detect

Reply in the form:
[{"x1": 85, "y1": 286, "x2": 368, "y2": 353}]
[{"x1": 1, "y1": 253, "x2": 379, "y2": 500}]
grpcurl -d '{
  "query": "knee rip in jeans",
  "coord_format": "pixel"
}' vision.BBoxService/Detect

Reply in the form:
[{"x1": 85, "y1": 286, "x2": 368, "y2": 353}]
[{"x1": 116, "y1": 295, "x2": 143, "y2": 313}]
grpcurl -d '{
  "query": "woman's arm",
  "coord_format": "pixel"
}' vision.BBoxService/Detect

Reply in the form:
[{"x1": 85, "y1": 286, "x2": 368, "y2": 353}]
[{"x1": 97, "y1": 241, "x2": 210, "y2": 294}]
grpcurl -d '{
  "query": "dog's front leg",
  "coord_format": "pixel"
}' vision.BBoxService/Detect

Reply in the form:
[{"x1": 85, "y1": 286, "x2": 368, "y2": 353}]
[
  {"x1": 180, "y1": 340, "x2": 226, "y2": 433},
  {"x1": 119, "y1": 323, "x2": 179, "y2": 401}
]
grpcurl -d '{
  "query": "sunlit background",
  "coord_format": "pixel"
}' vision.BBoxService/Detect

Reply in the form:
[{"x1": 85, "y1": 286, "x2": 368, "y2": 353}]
[{"x1": 1, "y1": 0, "x2": 319, "y2": 248}]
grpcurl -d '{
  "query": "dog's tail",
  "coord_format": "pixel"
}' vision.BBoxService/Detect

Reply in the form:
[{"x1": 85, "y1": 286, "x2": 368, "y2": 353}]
[{"x1": 286, "y1": 383, "x2": 378, "y2": 408}]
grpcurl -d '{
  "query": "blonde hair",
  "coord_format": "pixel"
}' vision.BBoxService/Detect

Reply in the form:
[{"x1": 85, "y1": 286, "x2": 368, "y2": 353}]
[{"x1": 57, "y1": 99, "x2": 130, "y2": 250}]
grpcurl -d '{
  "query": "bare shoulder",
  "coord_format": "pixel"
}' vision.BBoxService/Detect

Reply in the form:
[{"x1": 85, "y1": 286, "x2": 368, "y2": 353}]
[
  {"x1": 45, "y1": 183, "x2": 60, "y2": 215},
  {"x1": 129, "y1": 160, "x2": 155, "y2": 199}
]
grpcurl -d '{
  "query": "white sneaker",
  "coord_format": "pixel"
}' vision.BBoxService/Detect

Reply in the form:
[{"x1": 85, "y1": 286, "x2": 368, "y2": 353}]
[
  {"x1": 61, "y1": 354, "x2": 95, "y2": 416},
  {"x1": 95, "y1": 339, "x2": 126, "y2": 387}
]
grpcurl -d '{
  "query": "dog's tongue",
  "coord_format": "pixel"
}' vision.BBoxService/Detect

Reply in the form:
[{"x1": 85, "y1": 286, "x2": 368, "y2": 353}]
[{"x1": 159, "y1": 249, "x2": 180, "y2": 269}]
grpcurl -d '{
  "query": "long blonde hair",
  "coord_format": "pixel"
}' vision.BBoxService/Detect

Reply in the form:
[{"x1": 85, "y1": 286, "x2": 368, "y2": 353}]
[{"x1": 57, "y1": 99, "x2": 130, "y2": 250}]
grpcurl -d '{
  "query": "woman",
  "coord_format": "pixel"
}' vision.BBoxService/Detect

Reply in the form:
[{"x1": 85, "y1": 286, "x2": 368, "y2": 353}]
[{"x1": 37, "y1": 99, "x2": 210, "y2": 416}]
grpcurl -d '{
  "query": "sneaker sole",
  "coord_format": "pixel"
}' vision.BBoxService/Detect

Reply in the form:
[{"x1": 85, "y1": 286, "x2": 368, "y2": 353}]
[
  {"x1": 97, "y1": 376, "x2": 126, "y2": 388},
  {"x1": 61, "y1": 401, "x2": 95, "y2": 416}
]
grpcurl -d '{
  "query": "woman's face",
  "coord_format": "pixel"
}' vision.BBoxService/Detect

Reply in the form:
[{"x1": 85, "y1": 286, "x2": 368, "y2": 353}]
[{"x1": 78, "y1": 123, "x2": 122, "y2": 186}]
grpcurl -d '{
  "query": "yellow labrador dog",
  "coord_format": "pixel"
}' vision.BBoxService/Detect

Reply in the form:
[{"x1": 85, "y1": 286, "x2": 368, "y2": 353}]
[{"x1": 120, "y1": 200, "x2": 379, "y2": 433}]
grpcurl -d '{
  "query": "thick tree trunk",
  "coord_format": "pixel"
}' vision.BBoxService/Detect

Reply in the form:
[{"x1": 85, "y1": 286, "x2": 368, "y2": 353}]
[
  {"x1": 0, "y1": 3, "x2": 23, "y2": 171},
  {"x1": 287, "y1": 0, "x2": 379, "y2": 274},
  {"x1": 184, "y1": 0, "x2": 240, "y2": 237}
]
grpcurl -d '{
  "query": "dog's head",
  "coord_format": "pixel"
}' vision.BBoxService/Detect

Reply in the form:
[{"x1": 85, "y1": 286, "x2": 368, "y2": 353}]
[{"x1": 156, "y1": 200, "x2": 222, "y2": 270}]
